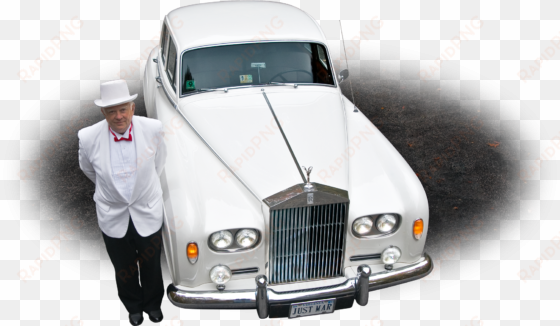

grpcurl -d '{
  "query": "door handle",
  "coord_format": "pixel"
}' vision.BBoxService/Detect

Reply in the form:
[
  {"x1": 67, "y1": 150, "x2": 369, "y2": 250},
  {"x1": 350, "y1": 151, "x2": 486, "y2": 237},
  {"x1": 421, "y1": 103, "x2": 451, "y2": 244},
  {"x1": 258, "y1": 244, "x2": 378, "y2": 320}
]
[{"x1": 156, "y1": 76, "x2": 162, "y2": 84}]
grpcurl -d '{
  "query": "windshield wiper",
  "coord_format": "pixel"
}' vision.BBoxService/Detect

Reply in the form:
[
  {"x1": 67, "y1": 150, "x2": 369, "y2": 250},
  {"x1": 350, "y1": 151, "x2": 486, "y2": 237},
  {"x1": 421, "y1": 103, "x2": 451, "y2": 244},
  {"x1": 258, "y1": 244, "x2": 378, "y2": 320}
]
[
  {"x1": 194, "y1": 83, "x2": 298, "y2": 94},
  {"x1": 199, "y1": 87, "x2": 241, "y2": 93},
  {"x1": 266, "y1": 81, "x2": 299, "y2": 88}
]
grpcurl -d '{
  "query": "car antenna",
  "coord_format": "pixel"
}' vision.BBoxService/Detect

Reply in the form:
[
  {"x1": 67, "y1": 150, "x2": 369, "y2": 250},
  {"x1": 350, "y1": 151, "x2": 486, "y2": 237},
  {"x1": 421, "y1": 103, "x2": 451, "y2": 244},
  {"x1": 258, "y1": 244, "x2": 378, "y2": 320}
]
[{"x1": 339, "y1": 20, "x2": 358, "y2": 113}]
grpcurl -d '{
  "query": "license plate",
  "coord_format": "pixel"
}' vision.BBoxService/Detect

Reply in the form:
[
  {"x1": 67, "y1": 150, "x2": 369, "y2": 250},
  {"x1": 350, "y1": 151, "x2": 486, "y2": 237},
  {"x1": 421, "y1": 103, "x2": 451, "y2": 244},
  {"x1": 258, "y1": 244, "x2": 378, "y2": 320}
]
[{"x1": 289, "y1": 298, "x2": 336, "y2": 318}]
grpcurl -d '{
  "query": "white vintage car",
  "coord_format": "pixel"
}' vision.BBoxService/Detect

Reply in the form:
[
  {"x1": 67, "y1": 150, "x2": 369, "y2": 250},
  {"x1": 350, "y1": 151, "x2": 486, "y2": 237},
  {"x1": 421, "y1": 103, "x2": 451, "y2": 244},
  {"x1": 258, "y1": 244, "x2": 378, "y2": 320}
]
[{"x1": 143, "y1": 1, "x2": 432, "y2": 319}]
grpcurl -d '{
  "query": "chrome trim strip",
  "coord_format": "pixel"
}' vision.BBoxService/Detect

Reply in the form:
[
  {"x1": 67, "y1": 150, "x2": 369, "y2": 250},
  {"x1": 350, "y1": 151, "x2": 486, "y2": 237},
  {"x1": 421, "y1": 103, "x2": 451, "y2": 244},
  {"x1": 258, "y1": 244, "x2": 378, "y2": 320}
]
[
  {"x1": 166, "y1": 254, "x2": 433, "y2": 317},
  {"x1": 261, "y1": 90, "x2": 307, "y2": 183},
  {"x1": 156, "y1": 58, "x2": 260, "y2": 201},
  {"x1": 232, "y1": 267, "x2": 260, "y2": 275},
  {"x1": 349, "y1": 254, "x2": 381, "y2": 262},
  {"x1": 178, "y1": 40, "x2": 338, "y2": 99}
]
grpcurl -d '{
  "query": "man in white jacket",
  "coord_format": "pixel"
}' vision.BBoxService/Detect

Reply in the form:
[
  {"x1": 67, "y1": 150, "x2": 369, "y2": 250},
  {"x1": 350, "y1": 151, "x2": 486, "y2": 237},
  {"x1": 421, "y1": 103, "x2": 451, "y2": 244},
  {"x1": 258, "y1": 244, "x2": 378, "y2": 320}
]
[{"x1": 78, "y1": 79, "x2": 167, "y2": 325}]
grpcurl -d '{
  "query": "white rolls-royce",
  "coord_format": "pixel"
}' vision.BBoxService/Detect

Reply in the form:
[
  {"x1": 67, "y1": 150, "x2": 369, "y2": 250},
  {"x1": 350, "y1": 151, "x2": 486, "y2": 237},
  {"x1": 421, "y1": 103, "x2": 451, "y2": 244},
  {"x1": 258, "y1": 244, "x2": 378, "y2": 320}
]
[{"x1": 143, "y1": 1, "x2": 432, "y2": 319}]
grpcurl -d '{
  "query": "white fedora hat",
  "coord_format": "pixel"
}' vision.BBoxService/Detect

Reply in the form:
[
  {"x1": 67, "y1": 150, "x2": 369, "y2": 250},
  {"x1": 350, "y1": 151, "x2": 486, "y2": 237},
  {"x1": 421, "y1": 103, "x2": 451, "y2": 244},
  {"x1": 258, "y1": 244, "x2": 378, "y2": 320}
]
[{"x1": 94, "y1": 79, "x2": 138, "y2": 108}]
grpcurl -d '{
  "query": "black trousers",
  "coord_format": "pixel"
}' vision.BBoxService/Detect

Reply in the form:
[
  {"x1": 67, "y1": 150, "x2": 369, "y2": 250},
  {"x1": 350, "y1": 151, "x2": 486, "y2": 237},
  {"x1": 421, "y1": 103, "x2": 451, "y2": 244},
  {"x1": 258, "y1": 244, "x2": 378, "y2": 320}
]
[{"x1": 102, "y1": 215, "x2": 164, "y2": 314}]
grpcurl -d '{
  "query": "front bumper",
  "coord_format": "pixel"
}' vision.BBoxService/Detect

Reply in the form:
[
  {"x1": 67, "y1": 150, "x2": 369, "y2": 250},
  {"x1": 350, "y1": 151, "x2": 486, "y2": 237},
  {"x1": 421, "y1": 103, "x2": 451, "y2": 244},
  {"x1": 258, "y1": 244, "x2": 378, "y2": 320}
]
[{"x1": 167, "y1": 253, "x2": 433, "y2": 318}]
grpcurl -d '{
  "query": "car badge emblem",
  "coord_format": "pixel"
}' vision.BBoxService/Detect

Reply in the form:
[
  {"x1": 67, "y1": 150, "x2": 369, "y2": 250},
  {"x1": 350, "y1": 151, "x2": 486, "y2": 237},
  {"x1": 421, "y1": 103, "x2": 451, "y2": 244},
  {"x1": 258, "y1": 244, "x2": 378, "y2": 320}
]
[
  {"x1": 302, "y1": 166, "x2": 315, "y2": 194},
  {"x1": 307, "y1": 192, "x2": 314, "y2": 205}
]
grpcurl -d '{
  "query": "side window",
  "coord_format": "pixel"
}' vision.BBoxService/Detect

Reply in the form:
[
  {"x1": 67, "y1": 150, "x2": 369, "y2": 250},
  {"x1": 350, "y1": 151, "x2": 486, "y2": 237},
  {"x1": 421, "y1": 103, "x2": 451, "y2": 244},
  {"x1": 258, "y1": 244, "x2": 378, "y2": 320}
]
[
  {"x1": 161, "y1": 23, "x2": 169, "y2": 65},
  {"x1": 317, "y1": 44, "x2": 328, "y2": 69},
  {"x1": 312, "y1": 43, "x2": 334, "y2": 84},
  {"x1": 166, "y1": 39, "x2": 177, "y2": 91}
]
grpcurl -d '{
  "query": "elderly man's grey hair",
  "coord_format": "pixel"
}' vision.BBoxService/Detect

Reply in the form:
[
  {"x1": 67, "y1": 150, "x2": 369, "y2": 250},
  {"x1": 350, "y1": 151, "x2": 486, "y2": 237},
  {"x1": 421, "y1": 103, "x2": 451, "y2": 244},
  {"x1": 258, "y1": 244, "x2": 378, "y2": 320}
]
[{"x1": 101, "y1": 101, "x2": 134, "y2": 113}]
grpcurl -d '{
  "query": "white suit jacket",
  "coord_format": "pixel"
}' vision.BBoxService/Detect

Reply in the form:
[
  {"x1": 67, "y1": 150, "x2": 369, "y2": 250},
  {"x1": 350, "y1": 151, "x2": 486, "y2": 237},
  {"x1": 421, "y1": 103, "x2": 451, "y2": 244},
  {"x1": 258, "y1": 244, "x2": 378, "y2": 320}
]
[{"x1": 78, "y1": 115, "x2": 167, "y2": 238}]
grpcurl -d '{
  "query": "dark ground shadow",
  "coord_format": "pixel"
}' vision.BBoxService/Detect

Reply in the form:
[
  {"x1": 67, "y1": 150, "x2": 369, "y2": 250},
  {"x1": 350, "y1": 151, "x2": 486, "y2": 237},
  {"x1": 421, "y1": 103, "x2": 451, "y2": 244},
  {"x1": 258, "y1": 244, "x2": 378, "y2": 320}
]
[
  {"x1": 40, "y1": 96, "x2": 149, "y2": 243},
  {"x1": 45, "y1": 76, "x2": 518, "y2": 261},
  {"x1": 341, "y1": 76, "x2": 519, "y2": 259}
]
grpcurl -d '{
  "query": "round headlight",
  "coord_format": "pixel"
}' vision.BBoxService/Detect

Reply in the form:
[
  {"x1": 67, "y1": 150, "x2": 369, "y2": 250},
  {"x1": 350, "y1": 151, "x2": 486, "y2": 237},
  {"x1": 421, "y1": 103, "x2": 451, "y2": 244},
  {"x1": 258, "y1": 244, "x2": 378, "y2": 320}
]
[
  {"x1": 353, "y1": 216, "x2": 373, "y2": 234},
  {"x1": 209, "y1": 265, "x2": 232, "y2": 285},
  {"x1": 210, "y1": 230, "x2": 233, "y2": 249},
  {"x1": 376, "y1": 214, "x2": 397, "y2": 233},
  {"x1": 236, "y1": 229, "x2": 258, "y2": 248},
  {"x1": 381, "y1": 246, "x2": 401, "y2": 265}
]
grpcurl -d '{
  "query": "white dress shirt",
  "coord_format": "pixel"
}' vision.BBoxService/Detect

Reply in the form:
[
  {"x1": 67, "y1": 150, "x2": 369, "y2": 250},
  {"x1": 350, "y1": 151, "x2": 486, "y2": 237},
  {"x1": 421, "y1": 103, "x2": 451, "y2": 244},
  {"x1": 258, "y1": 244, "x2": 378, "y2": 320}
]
[{"x1": 109, "y1": 118, "x2": 137, "y2": 203}]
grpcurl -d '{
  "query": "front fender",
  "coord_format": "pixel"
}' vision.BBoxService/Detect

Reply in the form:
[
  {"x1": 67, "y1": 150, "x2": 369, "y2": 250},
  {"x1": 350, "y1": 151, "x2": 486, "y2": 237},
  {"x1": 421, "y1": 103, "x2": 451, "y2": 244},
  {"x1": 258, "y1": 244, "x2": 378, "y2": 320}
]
[
  {"x1": 156, "y1": 99, "x2": 265, "y2": 288},
  {"x1": 342, "y1": 95, "x2": 429, "y2": 266}
]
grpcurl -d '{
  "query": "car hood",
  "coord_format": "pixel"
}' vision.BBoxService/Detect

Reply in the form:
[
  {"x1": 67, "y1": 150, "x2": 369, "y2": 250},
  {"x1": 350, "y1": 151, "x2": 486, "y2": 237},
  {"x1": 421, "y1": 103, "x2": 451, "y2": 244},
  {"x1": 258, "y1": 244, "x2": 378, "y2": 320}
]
[{"x1": 178, "y1": 87, "x2": 349, "y2": 199}]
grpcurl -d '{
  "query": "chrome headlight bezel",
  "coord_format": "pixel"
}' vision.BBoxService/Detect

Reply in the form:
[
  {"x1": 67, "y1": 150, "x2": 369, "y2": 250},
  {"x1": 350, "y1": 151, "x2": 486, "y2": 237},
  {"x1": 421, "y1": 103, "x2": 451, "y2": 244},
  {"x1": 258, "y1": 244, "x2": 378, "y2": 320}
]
[
  {"x1": 235, "y1": 229, "x2": 258, "y2": 248},
  {"x1": 381, "y1": 246, "x2": 402, "y2": 265},
  {"x1": 352, "y1": 216, "x2": 374, "y2": 235},
  {"x1": 209, "y1": 230, "x2": 233, "y2": 249},
  {"x1": 351, "y1": 213, "x2": 401, "y2": 238},
  {"x1": 209, "y1": 264, "x2": 232, "y2": 285},
  {"x1": 376, "y1": 214, "x2": 398, "y2": 233},
  {"x1": 208, "y1": 228, "x2": 261, "y2": 252}
]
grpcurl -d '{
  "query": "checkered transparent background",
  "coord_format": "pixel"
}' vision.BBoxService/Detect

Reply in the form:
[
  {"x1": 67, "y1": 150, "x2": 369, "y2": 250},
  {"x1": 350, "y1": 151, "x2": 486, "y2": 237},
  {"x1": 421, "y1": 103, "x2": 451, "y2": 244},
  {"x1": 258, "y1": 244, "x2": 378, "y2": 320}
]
[{"x1": 1, "y1": 0, "x2": 559, "y2": 325}]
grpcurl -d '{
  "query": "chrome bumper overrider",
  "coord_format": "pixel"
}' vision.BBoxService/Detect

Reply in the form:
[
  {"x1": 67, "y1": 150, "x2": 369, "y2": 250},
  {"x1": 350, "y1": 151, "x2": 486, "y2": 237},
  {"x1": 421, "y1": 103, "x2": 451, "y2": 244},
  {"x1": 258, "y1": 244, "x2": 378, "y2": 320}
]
[{"x1": 167, "y1": 253, "x2": 433, "y2": 318}]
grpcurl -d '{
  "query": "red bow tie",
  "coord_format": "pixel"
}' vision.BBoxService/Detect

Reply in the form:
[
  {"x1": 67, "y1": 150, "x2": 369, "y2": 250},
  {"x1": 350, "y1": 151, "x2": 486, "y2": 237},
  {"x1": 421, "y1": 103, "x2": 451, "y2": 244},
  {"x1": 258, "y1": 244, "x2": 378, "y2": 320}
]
[{"x1": 109, "y1": 121, "x2": 133, "y2": 142}]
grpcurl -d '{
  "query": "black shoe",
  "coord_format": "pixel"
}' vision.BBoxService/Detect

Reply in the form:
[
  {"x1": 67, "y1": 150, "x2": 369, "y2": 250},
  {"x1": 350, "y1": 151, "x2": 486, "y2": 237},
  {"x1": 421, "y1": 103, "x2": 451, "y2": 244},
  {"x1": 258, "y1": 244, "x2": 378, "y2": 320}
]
[
  {"x1": 145, "y1": 309, "x2": 164, "y2": 323},
  {"x1": 129, "y1": 312, "x2": 144, "y2": 325}
]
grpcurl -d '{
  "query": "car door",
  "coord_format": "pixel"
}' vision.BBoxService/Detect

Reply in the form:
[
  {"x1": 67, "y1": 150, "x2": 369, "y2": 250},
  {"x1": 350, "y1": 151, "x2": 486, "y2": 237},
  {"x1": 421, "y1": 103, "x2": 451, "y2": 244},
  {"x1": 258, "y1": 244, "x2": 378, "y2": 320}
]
[
  {"x1": 150, "y1": 20, "x2": 180, "y2": 281},
  {"x1": 154, "y1": 21, "x2": 179, "y2": 116}
]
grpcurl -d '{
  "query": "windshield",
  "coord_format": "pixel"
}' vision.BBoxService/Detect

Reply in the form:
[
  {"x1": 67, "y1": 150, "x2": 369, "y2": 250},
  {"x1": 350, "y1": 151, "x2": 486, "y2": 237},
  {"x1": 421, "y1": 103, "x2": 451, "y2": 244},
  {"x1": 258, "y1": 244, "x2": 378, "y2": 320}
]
[{"x1": 180, "y1": 42, "x2": 335, "y2": 95}]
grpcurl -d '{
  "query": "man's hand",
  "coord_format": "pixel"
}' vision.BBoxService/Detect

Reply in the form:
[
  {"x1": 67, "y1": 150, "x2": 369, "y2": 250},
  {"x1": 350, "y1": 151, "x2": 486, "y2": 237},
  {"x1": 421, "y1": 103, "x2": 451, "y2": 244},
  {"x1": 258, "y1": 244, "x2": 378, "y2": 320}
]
[{"x1": 78, "y1": 132, "x2": 96, "y2": 184}]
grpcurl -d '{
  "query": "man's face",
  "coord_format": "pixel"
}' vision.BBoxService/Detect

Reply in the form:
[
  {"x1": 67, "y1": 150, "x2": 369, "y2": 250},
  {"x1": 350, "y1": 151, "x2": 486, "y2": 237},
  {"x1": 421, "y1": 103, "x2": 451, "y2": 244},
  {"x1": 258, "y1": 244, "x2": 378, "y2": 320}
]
[{"x1": 101, "y1": 102, "x2": 135, "y2": 134}]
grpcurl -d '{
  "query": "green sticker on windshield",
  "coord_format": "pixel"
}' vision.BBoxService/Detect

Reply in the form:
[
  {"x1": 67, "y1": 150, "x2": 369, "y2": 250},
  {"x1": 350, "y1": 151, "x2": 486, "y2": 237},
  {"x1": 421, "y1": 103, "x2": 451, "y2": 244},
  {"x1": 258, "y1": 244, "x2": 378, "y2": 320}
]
[
  {"x1": 240, "y1": 75, "x2": 253, "y2": 84},
  {"x1": 185, "y1": 80, "x2": 195, "y2": 90}
]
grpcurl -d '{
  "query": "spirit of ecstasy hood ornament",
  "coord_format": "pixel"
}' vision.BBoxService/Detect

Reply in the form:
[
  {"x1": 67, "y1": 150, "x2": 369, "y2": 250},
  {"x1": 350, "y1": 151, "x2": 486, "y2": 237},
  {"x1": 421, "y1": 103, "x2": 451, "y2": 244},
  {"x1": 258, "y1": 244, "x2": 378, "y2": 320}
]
[{"x1": 302, "y1": 166, "x2": 315, "y2": 192}]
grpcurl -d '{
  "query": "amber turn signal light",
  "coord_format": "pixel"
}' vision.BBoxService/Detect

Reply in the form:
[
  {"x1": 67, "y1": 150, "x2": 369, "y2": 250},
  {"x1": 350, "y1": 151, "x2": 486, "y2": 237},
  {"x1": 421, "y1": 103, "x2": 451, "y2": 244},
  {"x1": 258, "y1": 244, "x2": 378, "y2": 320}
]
[
  {"x1": 187, "y1": 242, "x2": 198, "y2": 264},
  {"x1": 413, "y1": 219, "x2": 423, "y2": 240}
]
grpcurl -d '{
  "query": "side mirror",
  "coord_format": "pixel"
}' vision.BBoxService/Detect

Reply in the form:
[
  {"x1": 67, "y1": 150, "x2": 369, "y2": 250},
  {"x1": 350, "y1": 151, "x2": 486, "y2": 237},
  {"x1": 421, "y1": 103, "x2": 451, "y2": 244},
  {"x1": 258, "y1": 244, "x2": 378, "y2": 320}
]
[{"x1": 338, "y1": 69, "x2": 350, "y2": 83}]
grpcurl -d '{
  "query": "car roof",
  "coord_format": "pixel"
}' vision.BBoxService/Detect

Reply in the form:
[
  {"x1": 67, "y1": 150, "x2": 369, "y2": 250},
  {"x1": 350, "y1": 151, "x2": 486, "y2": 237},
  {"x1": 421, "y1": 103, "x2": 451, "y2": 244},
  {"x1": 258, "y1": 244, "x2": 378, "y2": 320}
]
[{"x1": 165, "y1": 1, "x2": 327, "y2": 51}]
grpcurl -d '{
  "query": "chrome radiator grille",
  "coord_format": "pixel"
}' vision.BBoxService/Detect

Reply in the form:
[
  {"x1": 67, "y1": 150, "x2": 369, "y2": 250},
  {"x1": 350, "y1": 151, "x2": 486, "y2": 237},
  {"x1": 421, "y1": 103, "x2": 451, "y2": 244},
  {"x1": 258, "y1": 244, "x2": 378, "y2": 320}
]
[{"x1": 269, "y1": 202, "x2": 347, "y2": 284}]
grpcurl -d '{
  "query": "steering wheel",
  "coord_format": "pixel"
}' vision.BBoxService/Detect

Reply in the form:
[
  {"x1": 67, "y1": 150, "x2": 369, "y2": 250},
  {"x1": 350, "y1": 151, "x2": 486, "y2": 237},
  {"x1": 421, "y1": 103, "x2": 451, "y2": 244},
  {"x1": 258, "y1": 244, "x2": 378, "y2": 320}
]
[{"x1": 267, "y1": 69, "x2": 313, "y2": 83}]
